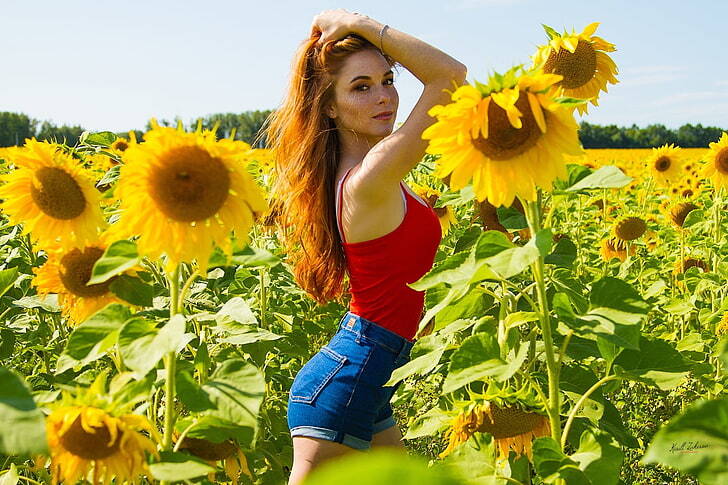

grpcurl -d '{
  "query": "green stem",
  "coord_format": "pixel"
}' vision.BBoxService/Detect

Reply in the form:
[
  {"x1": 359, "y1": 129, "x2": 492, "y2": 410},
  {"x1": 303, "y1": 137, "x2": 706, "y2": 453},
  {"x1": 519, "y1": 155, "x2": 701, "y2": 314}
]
[
  {"x1": 161, "y1": 264, "x2": 181, "y2": 485},
  {"x1": 561, "y1": 375, "x2": 621, "y2": 449},
  {"x1": 523, "y1": 197, "x2": 562, "y2": 446},
  {"x1": 259, "y1": 267, "x2": 267, "y2": 329},
  {"x1": 178, "y1": 268, "x2": 200, "y2": 314}
]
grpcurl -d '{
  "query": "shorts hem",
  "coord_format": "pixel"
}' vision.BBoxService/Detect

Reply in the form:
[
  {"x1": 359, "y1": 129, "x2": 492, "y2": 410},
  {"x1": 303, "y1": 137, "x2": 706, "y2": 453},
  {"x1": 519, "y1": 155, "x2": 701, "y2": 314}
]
[
  {"x1": 290, "y1": 426, "x2": 371, "y2": 450},
  {"x1": 372, "y1": 415, "x2": 397, "y2": 435}
]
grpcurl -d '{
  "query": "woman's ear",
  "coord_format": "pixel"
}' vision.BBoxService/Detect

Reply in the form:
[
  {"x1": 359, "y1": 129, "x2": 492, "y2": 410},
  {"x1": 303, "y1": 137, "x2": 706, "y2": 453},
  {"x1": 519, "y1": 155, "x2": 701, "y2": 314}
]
[{"x1": 326, "y1": 104, "x2": 337, "y2": 119}]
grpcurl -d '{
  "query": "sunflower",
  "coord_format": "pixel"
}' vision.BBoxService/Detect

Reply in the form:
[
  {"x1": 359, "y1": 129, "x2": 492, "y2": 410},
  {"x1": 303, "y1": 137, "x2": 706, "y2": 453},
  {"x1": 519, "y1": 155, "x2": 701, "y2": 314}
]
[
  {"x1": 702, "y1": 132, "x2": 728, "y2": 190},
  {"x1": 717, "y1": 312, "x2": 728, "y2": 336},
  {"x1": 647, "y1": 144, "x2": 684, "y2": 187},
  {"x1": 674, "y1": 258, "x2": 709, "y2": 275},
  {"x1": 410, "y1": 181, "x2": 457, "y2": 235},
  {"x1": 532, "y1": 22, "x2": 618, "y2": 115},
  {"x1": 422, "y1": 68, "x2": 583, "y2": 207},
  {"x1": 439, "y1": 384, "x2": 549, "y2": 461},
  {"x1": 111, "y1": 120, "x2": 269, "y2": 274},
  {"x1": 32, "y1": 233, "x2": 136, "y2": 325},
  {"x1": 669, "y1": 202, "x2": 699, "y2": 228},
  {"x1": 45, "y1": 375, "x2": 159, "y2": 485},
  {"x1": 600, "y1": 237, "x2": 635, "y2": 262},
  {"x1": 0, "y1": 139, "x2": 106, "y2": 250},
  {"x1": 613, "y1": 216, "x2": 646, "y2": 241},
  {"x1": 177, "y1": 436, "x2": 253, "y2": 483}
]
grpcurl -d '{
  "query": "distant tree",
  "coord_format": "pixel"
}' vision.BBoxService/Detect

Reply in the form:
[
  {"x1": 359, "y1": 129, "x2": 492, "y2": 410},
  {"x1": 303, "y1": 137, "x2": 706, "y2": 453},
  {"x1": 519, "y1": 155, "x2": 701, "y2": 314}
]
[
  {"x1": 195, "y1": 110, "x2": 273, "y2": 147},
  {"x1": 0, "y1": 112, "x2": 37, "y2": 146}
]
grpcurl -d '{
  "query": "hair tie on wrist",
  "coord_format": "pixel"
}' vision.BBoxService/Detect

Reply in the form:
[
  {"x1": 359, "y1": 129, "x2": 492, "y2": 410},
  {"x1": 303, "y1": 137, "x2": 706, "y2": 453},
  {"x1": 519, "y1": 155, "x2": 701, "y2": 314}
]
[{"x1": 378, "y1": 24, "x2": 389, "y2": 53}]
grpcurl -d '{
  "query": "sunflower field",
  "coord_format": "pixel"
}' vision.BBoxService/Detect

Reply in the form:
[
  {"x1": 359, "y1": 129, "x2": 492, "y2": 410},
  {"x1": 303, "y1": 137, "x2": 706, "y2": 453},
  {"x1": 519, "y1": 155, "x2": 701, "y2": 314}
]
[{"x1": 1, "y1": 22, "x2": 727, "y2": 485}]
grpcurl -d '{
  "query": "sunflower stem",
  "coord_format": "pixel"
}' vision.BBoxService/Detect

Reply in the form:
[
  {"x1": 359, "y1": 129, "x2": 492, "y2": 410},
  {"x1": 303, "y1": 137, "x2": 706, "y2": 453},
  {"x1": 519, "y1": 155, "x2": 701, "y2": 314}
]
[
  {"x1": 560, "y1": 374, "x2": 621, "y2": 449},
  {"x1": 523, "y1": 197, "x2": 562, "y2": 447},
  {"x1": 161, "y1": 263, "x2": 181, "y2": 484}
]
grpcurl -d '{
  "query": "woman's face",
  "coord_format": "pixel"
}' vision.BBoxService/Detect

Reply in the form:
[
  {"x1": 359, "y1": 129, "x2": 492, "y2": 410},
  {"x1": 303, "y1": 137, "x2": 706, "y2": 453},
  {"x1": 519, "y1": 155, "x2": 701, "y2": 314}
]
[{"x1": 326, "y1": 49, "x2": 399, "y2": 141}]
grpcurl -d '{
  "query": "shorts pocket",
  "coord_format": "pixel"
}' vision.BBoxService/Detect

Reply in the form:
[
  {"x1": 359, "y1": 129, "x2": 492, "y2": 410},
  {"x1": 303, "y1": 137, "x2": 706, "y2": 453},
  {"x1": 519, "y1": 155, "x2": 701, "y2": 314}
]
[{"x1": 290, "y1": 346, "x2": 347, "y2": 404}]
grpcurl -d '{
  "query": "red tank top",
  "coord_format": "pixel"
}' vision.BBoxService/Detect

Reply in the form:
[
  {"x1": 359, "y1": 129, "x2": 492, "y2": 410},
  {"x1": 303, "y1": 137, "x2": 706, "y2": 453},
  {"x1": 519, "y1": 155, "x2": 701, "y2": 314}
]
[{"x1": 336, "y1": 167, "x2": 442, "y2": 341}]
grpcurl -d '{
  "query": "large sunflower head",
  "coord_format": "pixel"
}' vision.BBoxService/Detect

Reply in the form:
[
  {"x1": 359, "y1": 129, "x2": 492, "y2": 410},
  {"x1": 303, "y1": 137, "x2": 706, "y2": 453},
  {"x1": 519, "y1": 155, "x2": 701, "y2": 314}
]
[
  {"x1": 532, "y1": 22, "x2": 618, "y2": 115},
  {"x1": 111, "y1": 120, "x2": 269, "y2": 274},
  {"x1": 702, "y1": 132, "x2": 728, "y2": 190},
  {"x1": 612, "y1": 215, "x2": 647, "y2": 241},
  {"x1": 422, "y1": 67, "x2": 583, "y2": 207},
  {"x1": 45, "y1": 373, "x2": 159, "y2": 485},
  {"x1": 600, "y1": 236, "x2": 635, "y2": 262},
  {"x1": 438, "y1": 382, "x2": 549, "y2": 462},
  {"x1": 0, "y1": 139, "x2": 107, "y2": 251},
  {"x1": 32, "y1": 232, "x2": 135, "y2": 325},
  {"x1": 647, "y1": 144, "x2": 684, "y2": 187}
]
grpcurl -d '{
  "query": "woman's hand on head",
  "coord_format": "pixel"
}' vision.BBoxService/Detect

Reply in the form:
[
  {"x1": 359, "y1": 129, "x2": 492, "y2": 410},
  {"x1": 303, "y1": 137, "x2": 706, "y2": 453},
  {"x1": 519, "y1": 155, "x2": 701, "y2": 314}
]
[{"x1": 310, "y1": 9, "x2": 369, "y2": 45}]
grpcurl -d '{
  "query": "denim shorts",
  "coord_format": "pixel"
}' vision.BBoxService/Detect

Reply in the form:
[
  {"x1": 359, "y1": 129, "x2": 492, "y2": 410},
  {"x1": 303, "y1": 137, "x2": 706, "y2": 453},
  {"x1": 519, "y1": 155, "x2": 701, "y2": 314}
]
[{"x1": 287, "y1": 311, "x2": 414, "y2": 450}]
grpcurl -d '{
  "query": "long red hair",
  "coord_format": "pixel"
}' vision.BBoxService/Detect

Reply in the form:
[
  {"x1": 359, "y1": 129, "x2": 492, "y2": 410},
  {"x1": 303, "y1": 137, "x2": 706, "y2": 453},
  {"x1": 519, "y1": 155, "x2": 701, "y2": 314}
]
[{"x1": 264, "y1": 33, "x2": 395, "y2": 305}]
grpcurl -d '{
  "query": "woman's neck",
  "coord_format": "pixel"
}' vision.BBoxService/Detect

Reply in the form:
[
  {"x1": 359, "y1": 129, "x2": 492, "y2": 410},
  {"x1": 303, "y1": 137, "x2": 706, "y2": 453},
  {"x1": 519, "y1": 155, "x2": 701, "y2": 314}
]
[{"x1": 337, "y1": 128, "x2": 383, "y2": 167}]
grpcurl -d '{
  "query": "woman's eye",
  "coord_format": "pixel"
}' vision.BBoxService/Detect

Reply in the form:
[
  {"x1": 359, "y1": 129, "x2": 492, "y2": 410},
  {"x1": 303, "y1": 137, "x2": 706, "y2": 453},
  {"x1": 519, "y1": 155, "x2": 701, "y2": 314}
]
[
  {"x1": 384, "y1": 78, "x2": 394, "y2": 85},
  {"x1": 356, "y1": 85, "x2": 369, "y2": 91}
]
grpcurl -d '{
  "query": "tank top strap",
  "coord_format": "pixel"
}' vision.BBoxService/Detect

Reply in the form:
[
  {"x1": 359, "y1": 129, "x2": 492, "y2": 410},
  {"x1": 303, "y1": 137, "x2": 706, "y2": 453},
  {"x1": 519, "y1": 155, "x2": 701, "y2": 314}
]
[{"x1": 335, "y1": 168, "x2": 407, "y2": 244}]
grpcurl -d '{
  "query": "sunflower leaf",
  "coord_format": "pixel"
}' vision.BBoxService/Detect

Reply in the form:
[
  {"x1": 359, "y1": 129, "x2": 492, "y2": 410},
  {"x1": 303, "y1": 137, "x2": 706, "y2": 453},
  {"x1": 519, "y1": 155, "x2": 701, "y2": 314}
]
[
  {"x1": 149, "y1": 451, "x2": 216, "y2": 481},
  {"x1": 0, "y1": 367, "x2": 48, "y2": 456},
  {"x1": 88, "y1": 240, "x2": 141, "y2": 285},
  {"x1": 118, "y1": 315, "x2": 193, "y2": 379},
  {"x1": 0, "y1": 267, "x2": 19, "y2": 299},
  {"x1": 563, "y1": 166, "x2": 633, "y2": 193},
  {"x1": 642, "y1": 398, "x2": 728, "y2": 485}
]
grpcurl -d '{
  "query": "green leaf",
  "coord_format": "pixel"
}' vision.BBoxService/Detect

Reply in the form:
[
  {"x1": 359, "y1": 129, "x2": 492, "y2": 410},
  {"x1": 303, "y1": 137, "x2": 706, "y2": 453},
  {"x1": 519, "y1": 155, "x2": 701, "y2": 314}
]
[
  {"x1": 88, "y1": 240, "x2": 140, "y2": 285},
  {"x1": 384, "y1": 348, "x2": 445, "y2": 387},
  {"x1": 570, "y1": 430, "x2": 623, "y2": 485},
  {"x1": 439, "y1": 433, "x2": 503, "y2": 485},
  {"x1": 230, "y1": 245, "x2": 280, "y2": 267},
  {"x1": 614, "y1": 336, "x2": 694, "y2": 390},
  {"x1": 484, "y1": 242, "x2": 540, "y2": 280},
  {"x1": 0, "y1": 367, "x2": 48, "y2": 455},
  {"x1": 682, "y1": 208, "x2": 705, "y2": 228},
  {"x1": 0, "y1": 267, "x2": 19, "y2": 298},
  {"x1": 62, "y1": 303, "x2": 131, "y2": 360},
  {"x1": 0, "y1": 463, "x2": 19, "y2": 485},
  {"x1": 642, "y1": 398, "x2": 728, "y2": 485},
  {"x1": 176, "y1": 371, "x2": 216, "y2": 412},
  {"x1": 402, "y1": 406, "x2": 451, "y2": 440},
  {"x1": 109, "y1": 274, "x2": 153, "y2": 307},
  {"x1": 564, "y1": 166, "x2": 632, "y2": 193},
  {"x1": 532, "y1": 437, "x2": 591, "y2": 484},
  {"x1": 118, "y1": 315, "x2": 193, "y2": 379},
  {"x1": 216, "y1": 297, "x2": 258, "y2": 326},
  {"x1": 553, "y1": 278, "x2": 649, "y2": 350},
  {"x1": 433, "y1": 286, "x2": 494, "y2": 330},
  {"x1": 442, "y1": 333, "x2": 528, "y2": 393},
  {"x1": 12, "y1": 294, "x2": 59, "y2": 312},
  {"x1": 83, "y1": 131, "x2": 117, "y2": 146},
  {"x1": 201, "y1": 359, "x2": 265, "y2": 440},
  {"x1": 545, "y1": 237, "x2": 577, "y2": 268},
  {"x1": 149, "y1": 451, "x2": 216, "y2": 481},
  {"x1": 496, "y1": 206, "x2": 527, "y2": 230},
  {"x1": 304, "y1": 449, "x2": 461, "y2": 485}
]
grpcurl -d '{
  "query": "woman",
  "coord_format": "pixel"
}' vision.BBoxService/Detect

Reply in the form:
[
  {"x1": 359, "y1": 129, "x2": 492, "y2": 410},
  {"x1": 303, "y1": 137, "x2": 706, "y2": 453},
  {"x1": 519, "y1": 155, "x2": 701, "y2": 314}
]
[{"x1": 265, "y1": 9, "x2": 466, "y2": 484}]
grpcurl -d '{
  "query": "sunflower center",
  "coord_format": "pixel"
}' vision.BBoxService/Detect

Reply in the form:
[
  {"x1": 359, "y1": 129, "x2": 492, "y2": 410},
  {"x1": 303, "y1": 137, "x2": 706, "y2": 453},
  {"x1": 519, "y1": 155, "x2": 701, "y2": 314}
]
[
  {"x1": 180, "y1": 437, "x2": 237, "y2": 461},
  {"x1": 59, "y1": 247, "x2": 115, "y2": 298},
  {"x1": 149, "y1": 146, "x2": 231, "y2": 222},
  {"x1": 58, "y1": 415, "x2": 120, "y2": 460},
  {"x1": 654, "y1": 156, "x2": 671, "y2": 172},
  {"x1": 472, "y1": 93, "x2": 543, "y2": 161},
  {"x1": 670, "y1": 202, "x2": 698, "y2": 227},
  {"x1": 716, "y1": 148, "x2": 728, "y2": 175},
  {"x1": 29, "y1": 167, "x2": 86, "y2": 220},
  {"x1": 614, "y1": 217, "x2": 647, "y2": 241},
  {"x1": 113, "y1": 140, "x2": 129, "y2": 152},
  {"x1": 479, "y1": 405, "x2": 545, "y2": 439},
  {"x1": 543, "y1": 40, "x2": 597, "y2": 89}
]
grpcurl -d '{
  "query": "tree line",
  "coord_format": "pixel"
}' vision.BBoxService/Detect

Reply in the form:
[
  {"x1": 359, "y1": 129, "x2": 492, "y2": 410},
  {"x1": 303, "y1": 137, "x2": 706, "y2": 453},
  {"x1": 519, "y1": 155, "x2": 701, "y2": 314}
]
[{"x1": 0, "y1": 111, "x2": 725, "y2": 149}]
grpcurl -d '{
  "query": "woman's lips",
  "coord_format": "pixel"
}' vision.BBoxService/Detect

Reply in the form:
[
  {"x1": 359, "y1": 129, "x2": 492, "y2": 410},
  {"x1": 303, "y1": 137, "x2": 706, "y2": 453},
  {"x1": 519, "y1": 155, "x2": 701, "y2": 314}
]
[{"x1": 373, "y1": 112, "x2": 393, "y2": 120}]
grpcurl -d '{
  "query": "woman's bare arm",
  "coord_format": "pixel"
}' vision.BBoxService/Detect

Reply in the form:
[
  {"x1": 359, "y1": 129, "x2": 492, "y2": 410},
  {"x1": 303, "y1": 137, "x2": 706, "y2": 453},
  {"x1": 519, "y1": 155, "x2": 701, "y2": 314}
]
[{"x1": 313, "y1": 10, "x2": 467, "y2": 194}]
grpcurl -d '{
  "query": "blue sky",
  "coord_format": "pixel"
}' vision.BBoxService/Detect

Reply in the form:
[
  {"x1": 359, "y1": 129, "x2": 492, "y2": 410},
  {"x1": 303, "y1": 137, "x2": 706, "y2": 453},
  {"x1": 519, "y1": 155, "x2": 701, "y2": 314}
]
[{"x1": 1, "y1": 0, "x2": 725, "y2": 133}]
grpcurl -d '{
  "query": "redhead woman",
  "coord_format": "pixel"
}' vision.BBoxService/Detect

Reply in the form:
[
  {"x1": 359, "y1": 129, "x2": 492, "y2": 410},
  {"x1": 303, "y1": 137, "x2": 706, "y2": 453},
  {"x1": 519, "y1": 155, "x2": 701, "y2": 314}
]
[{"x1": 265, "y1": 9, "x2": 466, "y2": 485}]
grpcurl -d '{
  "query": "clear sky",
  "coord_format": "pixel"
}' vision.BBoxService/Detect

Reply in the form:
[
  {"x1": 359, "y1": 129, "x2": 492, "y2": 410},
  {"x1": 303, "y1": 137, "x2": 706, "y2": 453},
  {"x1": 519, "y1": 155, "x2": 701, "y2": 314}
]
[{"x1": 1, "y1": 0, "x2": 725, "y2": 133}]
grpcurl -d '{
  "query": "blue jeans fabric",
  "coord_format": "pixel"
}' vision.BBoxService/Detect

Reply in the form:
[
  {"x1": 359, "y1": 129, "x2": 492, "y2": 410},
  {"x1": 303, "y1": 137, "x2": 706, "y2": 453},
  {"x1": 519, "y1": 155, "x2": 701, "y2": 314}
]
[{"x1": 287, "y1": 311, "x2": 414, "y2": 450}]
